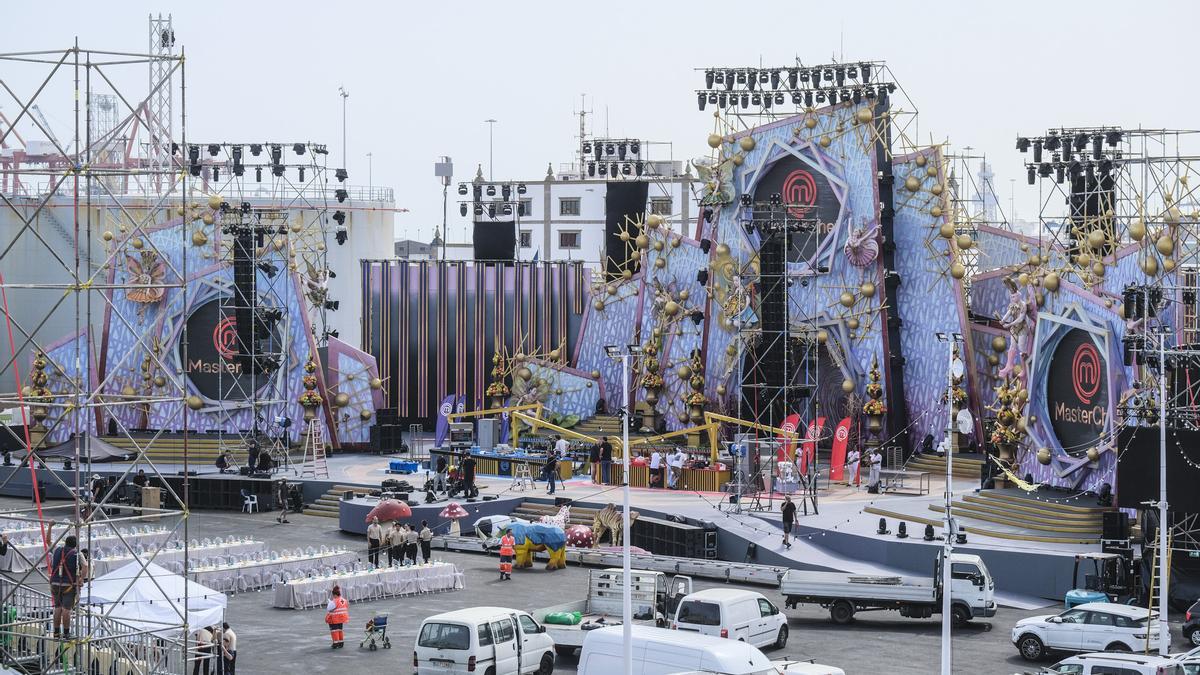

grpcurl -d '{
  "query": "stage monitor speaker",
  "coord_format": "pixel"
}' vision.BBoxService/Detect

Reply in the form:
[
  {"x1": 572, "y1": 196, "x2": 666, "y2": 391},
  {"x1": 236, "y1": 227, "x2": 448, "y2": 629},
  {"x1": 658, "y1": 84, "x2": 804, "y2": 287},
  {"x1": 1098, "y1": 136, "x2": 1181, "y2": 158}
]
[
  {"x1": 1102, "y1": 511, "x2": 1130, "y2": 540},
  {"x1": 342, "y1": 490, "x2": 354, "y2": 500}
]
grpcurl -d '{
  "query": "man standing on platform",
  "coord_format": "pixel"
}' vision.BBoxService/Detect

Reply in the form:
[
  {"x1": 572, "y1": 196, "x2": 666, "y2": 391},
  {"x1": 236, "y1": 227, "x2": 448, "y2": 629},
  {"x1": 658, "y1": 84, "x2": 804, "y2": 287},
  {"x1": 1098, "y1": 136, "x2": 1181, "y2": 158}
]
[
  {"x1": 867, "y1": 447, "x2": 883, "y2": 493},
  {"x1": 434, "y1": 454, "x2": 448, "y2": 494},
  {"x1": 545, "y1": 452, "x2": 559, "y2": 495},
  {"x1": 667, "y1": 448, "x2": 685, "y2": 489},
  {"x1": 599, "y1": 437, "x2": 613, "y2": 484},
  {"x1": 461, "y1": 453, "x2": 478, "y2": 498},
  {"x1": 419, "y1": 520, "x2": 433, "y2": 563},
  {"x1": 589, "y1": 442, "x2": 601, "y2": 484},
  {"x1": 649, "y1": 449, "x2": 664, "y2": 488},
  {"x1": 48, "y1": 522, "x2": 87, "y2": 640},
  {"x1": 246, "y1": 440, "x2": 260, "y2": 476},
  {"x1": 366, "y1": 517, "x2": 383, "y2": 566},
  {"x1": 781, "y1": 494, "x2": 796, "y2": 549},
  {"x1": 845, "y1": 448, "x2": 861, "y2": 489}
]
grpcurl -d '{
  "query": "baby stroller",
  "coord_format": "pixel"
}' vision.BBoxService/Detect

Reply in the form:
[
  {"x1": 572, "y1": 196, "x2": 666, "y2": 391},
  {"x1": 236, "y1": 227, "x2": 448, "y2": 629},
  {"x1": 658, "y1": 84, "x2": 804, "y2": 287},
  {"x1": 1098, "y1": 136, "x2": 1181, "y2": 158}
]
[{"x1": 360, "y1": 612, "x2": 392, "y2": 651}]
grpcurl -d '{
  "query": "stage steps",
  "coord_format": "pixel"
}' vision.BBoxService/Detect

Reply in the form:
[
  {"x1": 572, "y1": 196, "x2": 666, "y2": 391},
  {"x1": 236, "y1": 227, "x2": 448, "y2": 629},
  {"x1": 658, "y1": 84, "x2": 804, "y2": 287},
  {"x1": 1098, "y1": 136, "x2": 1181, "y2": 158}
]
[
  {"x1": 862, "y1": 505, "x2": 1101, "y2": 545},
  {"x1": 98, "y1": 435, "x2": 306, "y2": 468},
  {"x1": 303, "y1": 483, "x2": 364, "y2": 518},
  {"x1": 926, "y1": 503, "x2": 1103, "y2": 535},
  {"x1": 904, "y1": 453, "x2": 984, "y2": 479},
  {"x1": 507, "y1": 500, "x2": 640, "y2": 528},
  {"x1": 573, "y1": 415, "x2": 658, "y2": 441}
]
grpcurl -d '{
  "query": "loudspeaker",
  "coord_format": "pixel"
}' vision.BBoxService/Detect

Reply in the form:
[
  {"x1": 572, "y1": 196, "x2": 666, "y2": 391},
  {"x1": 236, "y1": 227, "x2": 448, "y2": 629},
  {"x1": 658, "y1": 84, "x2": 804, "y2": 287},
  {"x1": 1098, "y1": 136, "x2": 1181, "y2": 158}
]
[
  {"x1": 342, "y1": 490, "x2": 355, "y2": 500},
  {"x1": 1102, "y1": 511, "x2": 1130, "y2": 540}
]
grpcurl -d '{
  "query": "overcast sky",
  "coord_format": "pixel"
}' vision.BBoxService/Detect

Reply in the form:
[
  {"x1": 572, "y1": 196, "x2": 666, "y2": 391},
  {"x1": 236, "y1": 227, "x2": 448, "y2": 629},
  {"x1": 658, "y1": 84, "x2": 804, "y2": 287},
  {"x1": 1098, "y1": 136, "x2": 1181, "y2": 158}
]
[{"x1": 7, "y1": 0, "x2": 1199, "y2": 243}]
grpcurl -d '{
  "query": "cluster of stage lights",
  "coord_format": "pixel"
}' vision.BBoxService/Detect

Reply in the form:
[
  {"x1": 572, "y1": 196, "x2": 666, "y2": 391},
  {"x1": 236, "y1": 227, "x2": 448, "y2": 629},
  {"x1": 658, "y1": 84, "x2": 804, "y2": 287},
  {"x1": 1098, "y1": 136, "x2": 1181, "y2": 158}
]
[
  {"x1": 695, "y1": 62, "x2": 894, "y2": 111},
  {"x1": 581, "y1": 138, "x2": 645, "y2": 177},
  {"x1": 456, "y1": 181, "x2": 529, "y2": 218},
  {"x1": 1016, "y1": 128, "x2": 1124, "y2": 185},
  {"x1": 173, "y1": 142, "x2": 346, "y2": 190}
]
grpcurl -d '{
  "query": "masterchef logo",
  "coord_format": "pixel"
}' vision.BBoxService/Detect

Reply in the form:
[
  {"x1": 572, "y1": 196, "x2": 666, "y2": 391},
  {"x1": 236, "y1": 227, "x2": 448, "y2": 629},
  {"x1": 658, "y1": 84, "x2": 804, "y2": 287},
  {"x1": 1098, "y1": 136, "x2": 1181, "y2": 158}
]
[
  {"x1": 836, "y1": 425, "x2": 849, "y2": 442},
  {"x1": 781, "y1": 169, "x2": 818, "y2": 218},
  {"x1": 213, "y1": 317, "x2": 239, "y2": 360},
  {"x1": 1071, "y1": 342, "x2": 1101, "y2": 404}
]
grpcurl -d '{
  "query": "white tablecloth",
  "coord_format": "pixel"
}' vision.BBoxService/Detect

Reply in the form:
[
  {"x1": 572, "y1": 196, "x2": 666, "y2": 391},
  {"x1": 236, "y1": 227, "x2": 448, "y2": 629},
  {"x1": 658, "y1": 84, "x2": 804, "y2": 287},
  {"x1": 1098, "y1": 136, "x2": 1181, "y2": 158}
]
[
  {"x1": 273, "y1": 561, "x2": 463, "y2": 609},
  {"x1": 91, "y1": 539, "x2": 267, "y2": 576},
  {"x1": 1, "y1": 529, "x2": 173, "y2": 572},
  {"x1": 191, "y1": 550, "x2": 358, "y2": 593}
]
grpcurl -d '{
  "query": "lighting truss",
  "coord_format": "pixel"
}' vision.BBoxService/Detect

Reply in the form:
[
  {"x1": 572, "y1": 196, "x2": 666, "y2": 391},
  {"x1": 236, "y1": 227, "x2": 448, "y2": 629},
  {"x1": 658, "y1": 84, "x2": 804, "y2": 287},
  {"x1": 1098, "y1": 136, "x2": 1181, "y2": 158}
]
[{"x1": 694, "y1": 60, "x2": 895, "y2": 116}]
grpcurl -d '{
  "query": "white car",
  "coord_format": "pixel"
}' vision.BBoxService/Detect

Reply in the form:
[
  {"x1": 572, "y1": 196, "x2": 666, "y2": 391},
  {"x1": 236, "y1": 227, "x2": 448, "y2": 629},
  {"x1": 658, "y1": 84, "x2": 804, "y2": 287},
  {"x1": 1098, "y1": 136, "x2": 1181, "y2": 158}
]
[
  {"x1": 1012, "y1": 602, "x2": 1164, "y2": 661},
  {"x1": 1035, "y1": 652, "x2": 1184, "y2": 674}
]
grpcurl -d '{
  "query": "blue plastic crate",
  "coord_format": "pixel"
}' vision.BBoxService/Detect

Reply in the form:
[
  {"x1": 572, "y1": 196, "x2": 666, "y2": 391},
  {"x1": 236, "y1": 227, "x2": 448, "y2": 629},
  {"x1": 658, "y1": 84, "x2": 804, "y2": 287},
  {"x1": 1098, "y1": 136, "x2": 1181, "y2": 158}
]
[{"x1": 389, "y1": 460, "x2": 420, "y2": 474}]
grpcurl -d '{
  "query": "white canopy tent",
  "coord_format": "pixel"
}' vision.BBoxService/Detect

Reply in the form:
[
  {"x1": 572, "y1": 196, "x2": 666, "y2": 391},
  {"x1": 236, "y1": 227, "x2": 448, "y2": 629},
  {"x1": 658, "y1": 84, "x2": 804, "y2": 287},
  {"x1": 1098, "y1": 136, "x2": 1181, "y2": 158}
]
[{"x1": 79, "y1": 561, "x2": 226, "y2": 636}]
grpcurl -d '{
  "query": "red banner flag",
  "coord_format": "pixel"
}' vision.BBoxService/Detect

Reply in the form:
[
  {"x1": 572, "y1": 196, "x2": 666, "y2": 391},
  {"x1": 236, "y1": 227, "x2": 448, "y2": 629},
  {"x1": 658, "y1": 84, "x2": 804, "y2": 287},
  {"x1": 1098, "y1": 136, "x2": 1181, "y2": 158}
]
[
  {"x1": 778, "y1": 413, "x2": 802, "y2": 462},
  {"x1": 829, "y1": 417, "x2": 851, "y2": 481},
  {"x1": 799, "y1": 417, "x2": 825, "y2": 474}
]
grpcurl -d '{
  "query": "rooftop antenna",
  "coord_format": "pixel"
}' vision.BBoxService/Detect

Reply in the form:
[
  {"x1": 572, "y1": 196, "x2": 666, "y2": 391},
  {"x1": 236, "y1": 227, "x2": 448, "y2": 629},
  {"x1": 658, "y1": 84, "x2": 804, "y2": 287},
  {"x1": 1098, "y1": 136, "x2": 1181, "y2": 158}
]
[{"x1": 574, "y1": 94, "x2": 591, "y2": 178}]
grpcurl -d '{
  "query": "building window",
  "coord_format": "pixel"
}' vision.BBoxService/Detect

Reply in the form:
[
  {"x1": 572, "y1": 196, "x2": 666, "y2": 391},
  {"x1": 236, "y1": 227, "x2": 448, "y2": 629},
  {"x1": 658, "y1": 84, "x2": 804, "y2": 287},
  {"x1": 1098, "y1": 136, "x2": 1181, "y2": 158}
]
[
  {"x1": 559, "y1": 197, "x2": 581, "y2": 216},
  {"x1": 650, "y1": 197, "x2": 672, "y2": 215},
  {"x1": 520, "y1": 199, "x2": 533, "y2": 217},
  {"x1": 559, "y1": 231, "x2": 581, "y2": 250},
  {"x1": 519, "y1": 230, "x2": 532, "y2": 248}
]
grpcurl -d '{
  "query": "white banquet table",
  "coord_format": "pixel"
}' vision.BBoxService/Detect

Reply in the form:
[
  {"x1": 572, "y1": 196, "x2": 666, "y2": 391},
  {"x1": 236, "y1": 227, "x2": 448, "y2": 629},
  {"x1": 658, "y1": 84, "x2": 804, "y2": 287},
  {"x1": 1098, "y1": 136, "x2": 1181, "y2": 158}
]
[
  {"x1": 90, "y1": 539, "x2": 267, "y2": 576},
  {"x1": 273, "y1": 561, "x2": 463, "y2": 609},
  {"x1": 190, "y1": 549, "x2": 357, "y2": 593},
  {"x1": 1, "y1": 528, "x2": 172, "y2": 572}
]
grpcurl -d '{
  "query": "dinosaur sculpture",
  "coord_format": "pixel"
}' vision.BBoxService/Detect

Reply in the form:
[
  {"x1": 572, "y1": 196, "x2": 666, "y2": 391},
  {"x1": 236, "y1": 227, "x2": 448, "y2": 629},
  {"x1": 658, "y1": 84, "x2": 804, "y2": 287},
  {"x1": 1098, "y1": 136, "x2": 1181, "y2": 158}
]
[
  {"x1": 591, "y1": 503, "x2": 639, "y2": 547},
  {"x1": 508, "y1": 522, "x2": 568, "y2": 571}
]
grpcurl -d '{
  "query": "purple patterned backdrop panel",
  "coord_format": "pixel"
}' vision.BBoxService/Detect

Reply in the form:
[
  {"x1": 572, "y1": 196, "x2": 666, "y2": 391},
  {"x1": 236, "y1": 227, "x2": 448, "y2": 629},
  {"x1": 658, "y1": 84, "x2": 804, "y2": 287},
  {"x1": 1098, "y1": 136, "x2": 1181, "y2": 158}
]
[{"x1": 39, "y1": 331, "x2": 95, "y2": 444}]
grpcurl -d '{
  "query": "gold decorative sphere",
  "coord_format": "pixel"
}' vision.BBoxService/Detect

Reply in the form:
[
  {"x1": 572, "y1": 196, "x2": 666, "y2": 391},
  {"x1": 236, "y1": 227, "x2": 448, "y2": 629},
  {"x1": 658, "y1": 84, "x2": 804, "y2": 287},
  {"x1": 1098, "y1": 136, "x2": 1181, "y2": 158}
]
[
  {"x1": 647, "y1": 214, "x2": 664, "y2": 228},
  {"x1": 131, "y1": 237, "x2": 144, "y2": 249},
  {"x1": 738, "y1": 136, "x2": 755, "y2": 152},
  {"x1": 707, "y1": 134, "x2": 723, "y2": 149},
  {"x1": 360, "y1": 409, "x2": 373, "y2": 421},
  {"x1": 841, "y1": 379, "x2": 855, "y2": 393},
  {"x1": 201, "y1": 213, "x2": 215, "y2": 226},
  {"x1": 855, "y1": 108, "x2": 873, "y2": 124},
  {"x1": 1036, "y1": 448, "x2": 1052, "y2": 465},
  {"x1": 715, "y1": 242, "x2": 731, "y2": 258},
  {"x1": 804, "y1": 117, "x2": 817, "y2": 129},
  {"x1": 939, "y1": 223, "x2": 955, "y2": 239},
  {"x1": 986, "y1": 354, "x2": 999, "y2": 366},
  {"x1": 1156, "y1": 235, "x2": 1175, "y2": 256},
  {"x1": 676, "y1": 365, "x2": 693, "y2": 379},
  {"x1": 291, "y1": 222, "x2": 302, "y2": 233},
  {"x1": 1142, "y1": 256, "x2": 1159, "y2": 276},
  {"x1": 1086, "y1": 229, "x2": 1106, "y2": 250},
  {"x1": 839, "y1": 291, "x2": 855, "y2": 308},
  {"x1": 1075, "y1": 252, "x2": 1091, "y2": 266},
  {"x1": 949, "y1": 262, "x2": 966, "y2": 279},
  {"x1": 1017, "y1": 272, "x2": 1030, "y2": 286},
  {"x1": 664, "y1": 300, "x2": 680, "y2": 316},
  {"x1": 1043, "y1": 272, "x2": 1060, "y2": 292},
  {"x1": 593, "y1": 300, "x2": 605, "y2": 311},
  {"x1": 670, "y1": 237, "x2": 681, "y2": 248},
  {"x1": 1164, "y1": 257, "x2": 1176, "y2": 272},
  {"x1": 333, "y1": 392, "x2": 351, "y2": 408},
  {"x1": 926, "y1": 165, "x2": 938, "y2": 177},
  {"x1": 186, "y1": 395, "x2": 204, "y2": 411},
  {"x1": 991, "y1": 336, "x2": 1007, "y2": 352},
  {"x1": 819, "y1": 136, "x2": 831, "y2": 148},
  {"x1": 606, "y1": 285, "x2": 617, "y2": 296},
  {"x1": 654, "y1": 258, "x2": 666, "y2": 269},
  {"x1": 904, "y1": 176, "x2": 921, "y2": 192},
  {"x1": 152, "y1": 375, "x2": 166, "y2": 387},
  {"x1": 207, "y1": 195, "x2": 223, "y2": 210},
  {"x1": 1129, "y1": 219, "x2": 1146, "y2": 241},
  {"x1": 931, "y1": 183, "x2": 944, "y2": 196},
  {"x1": 619, "y1": 231, "x2": 631, "y2": 242},
  {"x1": 731, "y1": 153, "x2": 745, "y2": 167},
  {"x1": 516, "y1": 367, "x2": 532, "y2": 381},
  {"x1": 1086, "y1": 447, "x2": 1100, "y2": 463},
  {"x1": 716, "y1": 384, "x2": 727, "y2": 396},
  {"x1": 102, "y1": 231, "x2": 114, "y2": 242},
  {"x1": 860, "y1": 282, "x2": 876, "y2": 298},
  {"x1": 847, "y1": 317, "x2": 860, "y2": 330},
  {"x1": 678, "y1": 289, "x2": 690, "y2": 301},
  {"x1": 369, "y1": 377, "x2": 383, "y2": 390},
  {"x1": 653, "y1": 240, "x2": 664, "y2": 252},
  {"x1": 191, "y1": 230, "x2": 208, "y2": 246},
  {"x1": 1104, "y1": 298, "x2": 1114, "y2": 308},
  {"x1": 816, "y1": 329, "x2": 829, "y2": 344},
  {"x1": 621, "y1": 269, "x2": 632, "y2": 280},
  {"x1": 956, "y1": 234, "x2": 973, "y2": 250},
  {"x1": 930, "y1": 205, "x2": 943, "y2": 218},
  {"x1": 635, "y1": 234, "x2": 649, "y2": 249},
  {"x1": 590, "y1": 370, "x2": 601, "y2": 379},
  {"x1": 1092, "y1": 262, "x2": 1106, "y2": 277}
]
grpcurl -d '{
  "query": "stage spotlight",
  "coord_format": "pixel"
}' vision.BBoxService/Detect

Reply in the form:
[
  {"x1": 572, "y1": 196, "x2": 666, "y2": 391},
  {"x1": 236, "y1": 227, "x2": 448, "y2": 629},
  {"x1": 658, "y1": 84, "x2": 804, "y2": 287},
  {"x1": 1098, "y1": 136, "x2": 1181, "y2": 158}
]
[
  {"x1": 270, "y1": 144, "x2": 282, "y2": 164},
  {"x1": 335, "y1": 168, "x2": 348, "y2": 182},
  {"x1": 501, "y1": 184, "x2": 511, "y2": 200},
  {"x1": 259, "y1": 357, "x2": 281, "y2": 375},
  {"x1": 1015, "y1": 137, "x2": 1031, "y2": 152},
  {"x1": 502, "y1": 203, "x2": 513, "y2": 216},
  {"x1": 1032, "y1": 140, "x2": 1042, "y2": 163},
  {"x1": 877, "y1": 518, "x2": 888, "y2": 535},
  {"x1": 791, "y1": 93, "x2": 802, "y2": 105},
  {"x1": 835, "y1": 66, "x2": 845, "y2": 85},
  {"x1": 746, "y1": 70, "x2": 756, "y2": 90},
  {"x1": 486, "y1": 184, "x2": 496, "y2": 196},
  {"x1": 740, "y1": 93, "x2": 749, "y2": 108},
  {"x1": 588, "y1": 162, "x2": 596, "y2": 176},
  {"x1": 298, "y1": 167, "x2": 305, "y2": 182},
  {"x1": 598, "y1": 163, "x2": 607, "y2": 176},
  {"x1": 690, "y1": 310, "x2": 704, "y2": 325},
  {"x1": 606, "y1": 143, "x2": 615, "y2": 155},
  {"x1": 788, "y1": 68, "x2": 798, "y2": 89},
  {"x1": 1045, "y1": 134, "x2": 1061, "y2": 151},
  {"x1": 705, "y1": 69, "x2": 714, "y2": 88},
  {"x1": 473, "y1": 185, "x2": 482, "y2": 201},
  {"x1": 804, "y1": 91, "x2": 813, "y2": 107},
  {"x1": 697, "y1": 93, "x2": 706, "y2": 111},
  {"x1": 762, "y1": 94, "x2": 772, "y2": 109},
  {"x1": 708, "y1": 93, "x2": 718, "y2": 107},
  {"x1": 1100, "y1": 159, "x2": 1113, "y2": 177},
  {"x1": 823, "y1": 67, "x2": 834, "y2": 82},
  {"x1": 1038, "y1": 162, "x2": 1051, "y2": 178},
  {"x1": 815, "y1": 90, "x2": 826, "y2": 104},
  {"x1": 487, "y1": 204, "x2": 496, "y2": 218},
  {"x1": 1055, "y1": 164, "x2": 1065, "y2": 183},
  {"x1": 333, "y1": 210, "x2": 346, "y2": 226},
  {"x1": 292, "y1": 143, "x2": 306, "y2": 155},
  {"x1": 799, "y1": 69, "x2": 810, "y2": 84},
  {"x1": 1086, "y1": 162, "x2": 1096, "y2": 182},
  {"x1": 740, "y1": 193, "x2": 753, "y2": 207},
  {"x1": 635, "y1": 161, "x2": 644, "y2": 176},
  {"x1": 460, "y1": 203, "x2": 468, "y2": 217},
  {"x1": 250, "y1": 144, "x2": 262, "y2": 156},
  {"x1": 583, "y1": 141, "x2": 592, "y2": 154},
  {"x1": 713, "y1": 70, "x2": 725, "y2": 86},
  {"x1": 630, "y1": 141, "x2": 640, "y2": 155},
  {"x1": 517, "y1": 183, "x2": 527, "y2": 194},
  {"x1": 255, "y1": 167, "x2": 263, "y2": 182},
  {"x1": 622, "y1": 163, "x2": 632, "y2": 175},
  {"x1": 896, "y1": 522, "x2": 908, "y2": 539},
  {"x1": 171, "y1": 142, "x2": 179, "y2": 155},
  {"x1": 724, "y1": 69, "x2": 735, "y2": 90},
  {"x1": 1073, "y1": 133, "x2": 1088, "y2": 151},
  {"x1": 1106, "y1": 130, "x2": 1122, "y2": 146},
  {"x1": 473, "y1": 204, "x2": 483, "y2": 216},
  {"x1": 259, "y1": 307, "x2": 283, "y2": 323},
  {"x1": 207, "y1": 144, "x2": 219, "y2": 157},
  {"x1": 703, "y1": 206, "x2": 713, "y2": 222},
  {"x1": 886, "y1": 83, "x2": 896, "y2": 94},
  {"x1": 1092, "y1": 135, "x2": 1103, "y2": 160},
  {"x1": 1027, "y1": 166, "x2": 1036, "y2": 184},
  {"x1": 618, "y1": 143, "x2": 627, "y2": 159},
  {"x1": 852, "y1": 89, "x2": 862, "y2": 104},
  {"x1": 517, "y1": 202, "x2": 527, "y2": 217},
  {"x1": 610, "y1": 162, "x2": 618, "y2": 175},
  {"x1": 923, "y1": 524, "x2": 935, "y2": 541},
  {"x1": 335, "y1": 228, "x2": 347, "y2": 245},
  {"x1": 457, "y1": 183, "x2": 468, "y2": 195},
  {"x1": 719, "y1": 93, "x2": 729, "y2": 108},
  {"x1": 861, "y1": 63, "x2": 872, "y2": 83},
  {"x1": 212, "y1": 167, "x2": 219, "y2": 181},
  {"x1": 751, "y1": 93, "x2": 762, "y2": 106},
  {"x1": 257, "y1": 261, "x2": 279, "y2": 278},
  {"x1": 770, "y1": 70, "x2": 780, "y2": 89},
  {"x1": 1069, "y1": 160, "x2": 1082, "y2": 178},
  {"x1": 232, "y1": 146, "x2": 244, "y2": 176},
  {"x1": 774, "y1": 92, "x2": 784, "y2": 105},
  {"x1": 847, "y1": 65, "x2": 858, "y2": 79},
  {"x1": 864, "y1": 85, "x2": 876, "y2": 99}
]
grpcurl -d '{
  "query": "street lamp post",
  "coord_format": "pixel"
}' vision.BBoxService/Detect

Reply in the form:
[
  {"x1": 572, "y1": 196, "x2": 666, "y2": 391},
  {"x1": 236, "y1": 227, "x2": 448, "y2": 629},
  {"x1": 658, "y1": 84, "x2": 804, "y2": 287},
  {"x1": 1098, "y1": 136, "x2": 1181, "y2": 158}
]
[
  {"x1": 337, "y1": 86, "x2": 349, "y2": 172},
  {"x1": 484, "y1": 119, "x2": 497, "y2": 181},
  {"x1": 936, "y1": 331, "x2": 963, "y2": 675},
  {"x1": 605, "y1": 343, "x2": 642, "y2": 675}
]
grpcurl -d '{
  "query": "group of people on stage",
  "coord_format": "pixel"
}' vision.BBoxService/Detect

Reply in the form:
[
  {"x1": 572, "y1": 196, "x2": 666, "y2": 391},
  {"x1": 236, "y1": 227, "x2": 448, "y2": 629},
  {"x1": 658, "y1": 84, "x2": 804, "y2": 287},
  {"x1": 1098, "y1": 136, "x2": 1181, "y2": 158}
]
[
  {"x1": 842, "y1": 446, "x2": 882, "y2": 492},
  {"x1": 365, "y1": 517, "x2": 434, "y2": 568}
]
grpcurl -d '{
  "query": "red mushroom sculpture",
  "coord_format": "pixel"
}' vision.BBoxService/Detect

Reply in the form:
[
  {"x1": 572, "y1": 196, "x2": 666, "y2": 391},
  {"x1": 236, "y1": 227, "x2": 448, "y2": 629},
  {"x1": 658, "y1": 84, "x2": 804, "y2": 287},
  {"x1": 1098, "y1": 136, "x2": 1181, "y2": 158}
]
[
  {"x1": 439, "y1": 502, "x2": 469, "y2": 536},
  {"x1": 365, "y1": 498, "x2": 412, "y2": 524}
]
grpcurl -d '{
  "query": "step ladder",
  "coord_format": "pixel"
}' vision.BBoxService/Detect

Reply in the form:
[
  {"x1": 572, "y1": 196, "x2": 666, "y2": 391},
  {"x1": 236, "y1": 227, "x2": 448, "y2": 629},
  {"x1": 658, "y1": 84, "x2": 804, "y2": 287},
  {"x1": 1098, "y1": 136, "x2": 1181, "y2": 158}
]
[
  {"x1": 511, "y1": 461, "x2": 535, "y2": 491},
  {"x1": 300, "y1": 420, "x2": 329, "y2": 479},
  {"x1": 1145, "y1": 527, "x2": 1173, "y2": 655}
]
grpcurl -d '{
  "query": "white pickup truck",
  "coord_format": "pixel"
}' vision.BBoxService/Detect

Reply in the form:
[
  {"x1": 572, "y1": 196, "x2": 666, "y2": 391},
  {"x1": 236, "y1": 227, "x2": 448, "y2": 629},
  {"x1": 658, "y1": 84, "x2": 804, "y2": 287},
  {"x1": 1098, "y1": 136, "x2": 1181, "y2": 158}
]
[
  {"x1": 779, "y1": 552, "x2": 996, "y2": 626},
  {"x1": 532, "y1": 568, "x2": 693, "y2": 656}
]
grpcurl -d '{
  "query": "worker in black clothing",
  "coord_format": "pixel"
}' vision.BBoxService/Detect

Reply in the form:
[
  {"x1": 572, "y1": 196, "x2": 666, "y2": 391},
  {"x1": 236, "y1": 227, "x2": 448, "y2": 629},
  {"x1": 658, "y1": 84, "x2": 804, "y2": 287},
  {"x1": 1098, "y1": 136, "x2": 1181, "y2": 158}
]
[
  {"x1": 781, "y1": 495, "x2": 797, "y2": 549},
  {"x1": 599, "y1": 437, "x2": 613, "y2": 485},
  {"x1": 435, "y1": 454, "x2": 448, "y2": 493},
  {"x1": 461, "y1": 454, "x2": 477, "y2": 498}
]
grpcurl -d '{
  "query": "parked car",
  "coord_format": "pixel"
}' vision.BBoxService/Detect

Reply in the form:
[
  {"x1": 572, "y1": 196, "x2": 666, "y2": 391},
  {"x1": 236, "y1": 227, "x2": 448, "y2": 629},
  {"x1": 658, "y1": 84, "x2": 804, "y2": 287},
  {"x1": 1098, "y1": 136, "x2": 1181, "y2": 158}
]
[
  {"x1": 1011, "y1": 602, "x2": 1163, "y2": 661},
  {"x1": 1183, "y1": 600, "x2": 1200, "y2": 647},
  {"x1": 414, "y1": 607, "x2": 555, "y2": 675},
  {"x1": 672, "y1": 588, "x2": 789, "y2": 649},
  {"x1": 578, "y1": 625, "x2": 774, "y2": 675},
  {"x1": 1026, "y1": 652, "x2": 1184, "y2": 674}
]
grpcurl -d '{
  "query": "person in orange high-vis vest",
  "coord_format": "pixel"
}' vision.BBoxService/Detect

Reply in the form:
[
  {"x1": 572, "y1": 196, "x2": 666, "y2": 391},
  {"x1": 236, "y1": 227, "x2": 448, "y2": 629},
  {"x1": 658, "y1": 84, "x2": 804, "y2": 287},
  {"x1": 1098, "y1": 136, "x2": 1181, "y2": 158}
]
[
  {"x1": 325, "y1": 585, "x2": 350, "y2": 648},
  {"x1": 498, "y1": 529, "x2": 516, "y2": 581}
]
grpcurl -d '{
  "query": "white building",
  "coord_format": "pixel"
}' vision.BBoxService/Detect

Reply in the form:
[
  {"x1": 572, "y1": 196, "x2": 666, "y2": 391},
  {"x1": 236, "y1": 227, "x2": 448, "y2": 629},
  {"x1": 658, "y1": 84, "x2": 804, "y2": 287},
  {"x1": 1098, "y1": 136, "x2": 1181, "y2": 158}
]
[{"x1": 439, "y1": 143, "x2": 701, "y2": 267}]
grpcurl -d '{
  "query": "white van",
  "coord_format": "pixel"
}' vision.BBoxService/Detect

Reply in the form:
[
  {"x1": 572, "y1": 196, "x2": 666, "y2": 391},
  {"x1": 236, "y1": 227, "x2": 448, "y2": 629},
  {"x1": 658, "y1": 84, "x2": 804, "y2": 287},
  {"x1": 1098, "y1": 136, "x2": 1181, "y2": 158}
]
[
  {"x1": 415, "y1": 607, "x2": 556, "y2": 675},
  {"x1": 673, "y1": 588, "x2": 789, "y2": 649},
  {"x1": 578, "y1": 625, "x2": 774, "y2": 675},
  {"x1": 1043, "y1": 652, "x2": 1184, "y2": 674}
]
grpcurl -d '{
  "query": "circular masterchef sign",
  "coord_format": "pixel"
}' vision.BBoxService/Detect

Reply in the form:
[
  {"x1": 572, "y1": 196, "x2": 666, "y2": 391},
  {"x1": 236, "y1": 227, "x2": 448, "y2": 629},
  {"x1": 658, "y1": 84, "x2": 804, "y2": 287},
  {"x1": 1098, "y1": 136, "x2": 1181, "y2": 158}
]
[
  {"x1": 752, "y1": 154, "x2": 841, "y2": 262},
  {"x1": 1046, "y1": 328, "x2": 1108, "y2": 456},
  {"x1": 179, "y1": 299, "x2": 276, "y2": 401},
  {"x1": 835, "y1": 425, "x2": 849, "y2": 442}
]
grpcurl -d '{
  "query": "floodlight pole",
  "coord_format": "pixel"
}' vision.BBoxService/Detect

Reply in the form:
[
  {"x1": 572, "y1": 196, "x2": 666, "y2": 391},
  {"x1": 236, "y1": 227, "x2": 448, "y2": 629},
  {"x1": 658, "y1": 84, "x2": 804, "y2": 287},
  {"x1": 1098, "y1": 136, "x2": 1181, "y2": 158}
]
[
  {"x1": 338, "y1": 86, "x2": 349, "y2": 172},
  {"x1": 936, "y1": 332, "x2": 962, "y2": 675},
  {"x1": 621, "y1": 349, "x2": 632, "y2": 675},
  {"x1": 1158, "y1": 328, "x2": 1169, "y2": 656},
  {"x1": 485, "y1": 119, "x2": 497, "y2": 181}
]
